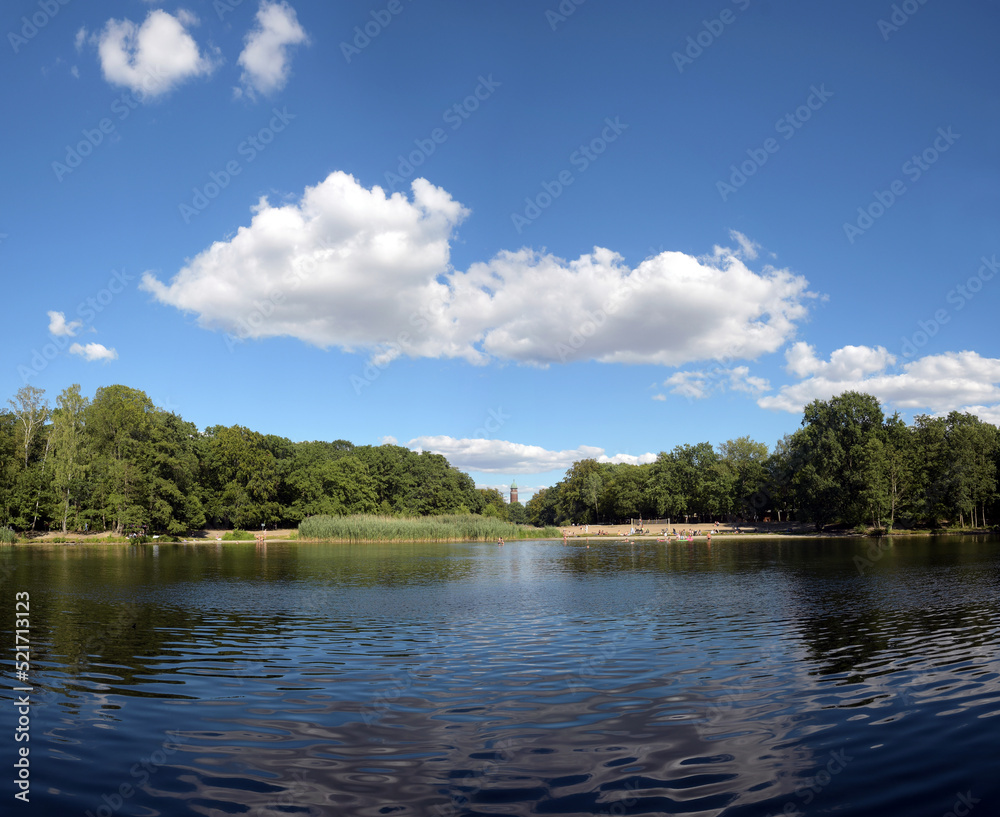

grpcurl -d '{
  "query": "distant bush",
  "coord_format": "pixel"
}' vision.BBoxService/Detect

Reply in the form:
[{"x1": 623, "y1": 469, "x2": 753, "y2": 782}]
[
  {"x1": 299, "y1": 514, "x2": 560, "y2": 542},
  {"x1": 0, "y1": 526, "x2": 18, "y2": 544},
  {"x1": 221, "y1": 529, "x2": 255, "y2": 541}
]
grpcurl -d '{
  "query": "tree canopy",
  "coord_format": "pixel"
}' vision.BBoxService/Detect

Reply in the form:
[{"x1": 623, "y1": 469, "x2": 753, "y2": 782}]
[
  {"x1": 525, "y1": 391, "x2": 1000, "y2": 531},
  {"x1": 0, "y1": 384, "x2": 506, "y2": 534},
  {"x1": 3, "y1": 384, "x2": 997, "y2": 534}
]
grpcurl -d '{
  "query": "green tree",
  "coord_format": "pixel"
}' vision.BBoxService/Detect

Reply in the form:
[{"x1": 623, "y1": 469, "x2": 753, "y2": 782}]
[
  {"x1": 646, "y1": 452, "x2": 686, "y2": 520},
  {"x1": 6, "y1": 386, "x2": 52, "y2": 530},
  {"x1": 477, "y1": 488, "x2": 509, "y2": 520},
  {"x1": 526, "y1": 487, "x2": 558, "y2": 527},
  {"x1": 791, "y1": 392, "x2": 885, "y2": 529},
  {"x1": 86, "y1": 385, "x2": 156, "y2": 533},
  {"x1": 557, "y1": 459, "x2": 606, "y2": 523},
  {"x1": 507, "y1": 500, "x2": 528, "y2": 525},
  {"x1": 49, "y1": 385, "x2": 89, "y2": 533},
  {"x1": 718, "y1": 436, "x2": 769, "y2": 519},
  {"x1": 604, "y1": 463, "x2": 651, "y2": 522},
  {"x1": 203, "y1": 425, "x2": 280, "y2": 528},
  {"x1": 880, "y1": 413, "x2": 917, "y2": 531},
  {"x1": 9, "y1": 385, "x2": 49, "y2": 468},
  {"x1": 147, "y1": 411, "x2": 207, "y2": 534}
]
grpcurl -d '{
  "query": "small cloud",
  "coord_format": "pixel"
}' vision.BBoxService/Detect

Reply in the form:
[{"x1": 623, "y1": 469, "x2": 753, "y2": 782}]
[
  {"x1": 662, "y1": 365, "x2": 770, "y2": 400},
  {"x1": 237, "y1": 1, "x2": 308, "y2": 98},
  {"x1": 729, "y1": 230, "x2": 760, "y2": 260},
  {"x1": 69, "y1": 342, "x2": 118, "y2": 362},
  {"x1": 727, "y1": 365, "x2": 770, "y2": 395},
  {"x1": 379, "y1": 435, "x2": 398, "y2": 446},
  {"x1": 48, "y1": 310, "x2": 82, "y2": 337},
  {"x1": 71, "y1": 65, "x2": 80, "y2": 79},
  {"x1": 94, "y1": 9, "x2": 216, "y2": 98},
  {"x1": 651, "y1": 394, "x2": 666, "y2": 401},
  {"x1": 74, "y1": 27, "x2": 87, "y2": 53},
  {"x1": 665, "y1": 371, "x2": 710, "y2": 399}
]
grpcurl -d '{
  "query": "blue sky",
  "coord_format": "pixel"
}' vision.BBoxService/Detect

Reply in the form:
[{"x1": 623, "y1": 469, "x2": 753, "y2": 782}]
[{"x1": 3, "y1": 0, "x2": 999, "y2": 500}]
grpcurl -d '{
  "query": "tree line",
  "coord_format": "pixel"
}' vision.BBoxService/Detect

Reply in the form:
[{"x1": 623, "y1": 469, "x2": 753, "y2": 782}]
[
  {"x1": 525, "y1": 391, "x2": 999, "y2": 532},
  {"x1": 1, "y1": 384, "x2": 526, "y2": 535}
]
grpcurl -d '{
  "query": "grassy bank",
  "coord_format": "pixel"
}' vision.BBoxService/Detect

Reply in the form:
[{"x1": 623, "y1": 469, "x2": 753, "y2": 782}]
[{"x1": 299, "y1": 514, "x2": 560, "y2": 542}]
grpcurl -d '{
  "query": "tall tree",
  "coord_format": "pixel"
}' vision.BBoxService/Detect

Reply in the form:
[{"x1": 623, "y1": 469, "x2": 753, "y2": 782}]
[
  {"x1": 86, "y1": 385, "x2": 156, "y2": 533},
  {"x1": 9, "y1": 385, "x2": 49, "y2": 468},
  {"x1": 49, "y1": 385, "x2": 90, "y2": 533},
  {"x1": 881, "y1": 413, "x2": 917, "y2": 531},
  {"x1": 203, "y1": 425, "x2": 280, "y2": 528},
  {"x1": 791, "y1": 392, "x2": 885, "y2": 529},
  {"x1": 718, "y1": 436, "x2": 769, "y2": 519}
]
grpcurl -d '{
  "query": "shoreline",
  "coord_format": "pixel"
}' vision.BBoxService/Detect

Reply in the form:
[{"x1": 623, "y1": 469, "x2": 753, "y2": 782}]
[{"x1": 9, "y1": 527, "x2": 997, "y2": 545}]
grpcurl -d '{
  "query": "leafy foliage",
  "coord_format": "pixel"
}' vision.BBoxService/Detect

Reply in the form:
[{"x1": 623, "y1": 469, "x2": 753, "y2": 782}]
[
  {"x1": 0, "y1": 384, "x2": 534, "y2": 536},
  {"x1": 2, "y1": 384, "x2": 998, "y2": 536}
]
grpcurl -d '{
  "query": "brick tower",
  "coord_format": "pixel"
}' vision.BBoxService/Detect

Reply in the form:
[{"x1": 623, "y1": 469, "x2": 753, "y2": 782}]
[{"x1": 509, "y1": 480, "x2": 518, "y2": 504}]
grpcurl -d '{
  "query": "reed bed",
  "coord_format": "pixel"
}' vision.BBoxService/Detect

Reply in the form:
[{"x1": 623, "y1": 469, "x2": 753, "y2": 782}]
[
  {"x1": 0, "y1": 526, "x2": 17, "y2": 544},
  {"x1": 298, "y1": 514, "x2": 560, "y2": 542}
]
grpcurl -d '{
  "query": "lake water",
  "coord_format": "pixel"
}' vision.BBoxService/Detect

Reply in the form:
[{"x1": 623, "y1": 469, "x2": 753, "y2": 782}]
[{"x1": 1, "y1": 535, "x2": 998, "y2": 816}]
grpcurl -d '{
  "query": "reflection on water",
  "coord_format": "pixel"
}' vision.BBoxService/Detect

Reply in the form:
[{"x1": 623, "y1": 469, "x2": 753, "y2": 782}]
[{"x1": 1, "y1": 536, "x2": 998, "y2": 816}]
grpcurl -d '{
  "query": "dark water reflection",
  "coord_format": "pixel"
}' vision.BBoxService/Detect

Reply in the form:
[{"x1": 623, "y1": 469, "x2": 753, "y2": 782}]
[{"x1": 1, "y1": 536, "x2": 998, "y2": 816}]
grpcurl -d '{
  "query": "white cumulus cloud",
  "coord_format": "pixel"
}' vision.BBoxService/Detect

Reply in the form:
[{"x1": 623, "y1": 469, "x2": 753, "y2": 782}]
[
  {"x1": 759, "y1": 346, "x2": 1000, "y2": 420},
  {"x1": 95, "y1": 9, "x2": 216, "y2": 98},
  {"x1": 69, "y1": 342, "x2": 118, "y2": 362},
  {"x1": 142, "y1": 172, "x2": 469, "y2": 354},
  {"x1": 237, "y1": 1, "x2": 308, "y2": 98},
  {"x1": 142, "y1": 173, "x2": 817, "y2": 369},
  {"x1": 405, "y1": 436, "x2": 656, "y2": 474},
  {"x1": 48, "y1": 310, "x2": 82, "y2": 337}
]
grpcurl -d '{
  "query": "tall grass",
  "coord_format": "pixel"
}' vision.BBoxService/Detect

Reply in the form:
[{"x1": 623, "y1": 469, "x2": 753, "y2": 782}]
[
  {"x1": 299, "y1": 514, "x2": 560, "y2": 542},
  {"x1": 0, "y1": 526, "x2": 17, "y2": 544}
]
